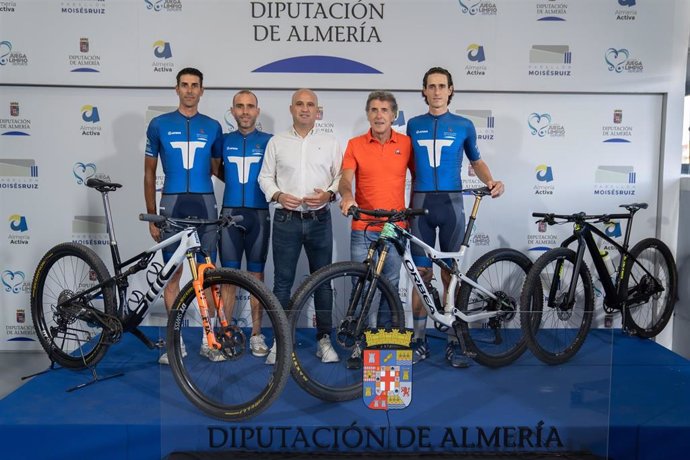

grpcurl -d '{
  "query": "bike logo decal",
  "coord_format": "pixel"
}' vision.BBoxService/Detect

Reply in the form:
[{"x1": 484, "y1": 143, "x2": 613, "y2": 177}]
[{"x1": 363, "y1": 330, "x2": 413, "y2": 410}]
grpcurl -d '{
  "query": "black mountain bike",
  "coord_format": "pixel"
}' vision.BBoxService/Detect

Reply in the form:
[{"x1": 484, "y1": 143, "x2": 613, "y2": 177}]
[{"x1": 519, "y1": 203, "x2": 677, "y2": 364}]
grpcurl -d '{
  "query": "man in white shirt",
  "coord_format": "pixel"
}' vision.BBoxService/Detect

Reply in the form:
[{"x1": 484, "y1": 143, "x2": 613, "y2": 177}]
[{"x1": 258, "y1": 88, "x2": 342, "y2": 364}]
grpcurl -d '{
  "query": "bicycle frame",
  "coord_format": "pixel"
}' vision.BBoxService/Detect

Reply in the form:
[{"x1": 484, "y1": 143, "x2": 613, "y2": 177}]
[
  {"x1": 546, "y1": 209, "x2": 662, "y2": 312},
  {"x1": 362, "y1": 191, "x2": 509, "y2": 329},
  {"x1": 61, "y1": 186, "x2": 226, "y2": 346},
  {"x1": 378, "y1": 225, "x2": 508, "y2": 329}
]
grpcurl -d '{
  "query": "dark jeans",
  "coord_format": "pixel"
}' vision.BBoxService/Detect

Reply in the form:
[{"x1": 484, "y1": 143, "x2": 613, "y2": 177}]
[{"x1": 272, "y1": 208, "x2": 333, "y2": 339}]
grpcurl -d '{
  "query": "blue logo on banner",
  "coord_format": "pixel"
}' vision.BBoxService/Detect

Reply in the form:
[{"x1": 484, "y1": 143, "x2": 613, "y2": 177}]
[
  {"x1": 467, "y1": 44, "x2": 486, "y2": 62},
  {"x1": 253, "y1": 55, "x2": 381, "y2": 74},
  {"x1": 2, "y1": 270, "x2": 25, "y2": 294},
  {"x1": 605, "y1": 221, "x2": 622, "y2": 238},
  {"x1": 536, "y1": 165, "x2": 554, "y2": 182},
  {"x1": 73, "y1": 162, "x2": 97, "y2": 185},
  {"x1": 458, "y1": 0, "x2": 482, "y2": 15},
  {"x1": 528, "y1": 113, "x2": 552, "y2": 137},
  {"x1": 605, "y1": 48, "x2": 630, "y2": 73},
  {"x1": 619, "y1": 0, "x2": 636, "y2": 6},
  {"x1": 0, "y1": 41, "x2": 12, "y2": 65},
  {"x1": 81, "y1": 105, "x2": 100, "y2": 123},
  {"x1": 153, "y1": 40, "x2": 172, "y2": 59},
  {"x1": 9, "y1": 215, "x2": 28, "y2": 232}
]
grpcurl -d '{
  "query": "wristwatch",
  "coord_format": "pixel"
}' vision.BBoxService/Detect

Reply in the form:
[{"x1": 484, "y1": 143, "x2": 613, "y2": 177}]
[{"x1": 327, "y1": 190, "x2": 336, "y2": 202}]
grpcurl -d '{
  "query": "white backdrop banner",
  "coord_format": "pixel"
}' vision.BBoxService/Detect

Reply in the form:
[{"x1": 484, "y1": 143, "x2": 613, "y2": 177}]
[{"x1": 1, "y1": 0, "x2": 688, "y2": 350}]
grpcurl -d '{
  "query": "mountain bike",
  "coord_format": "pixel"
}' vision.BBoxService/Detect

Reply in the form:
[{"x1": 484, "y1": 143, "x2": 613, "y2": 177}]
[
  {"x1": 519, "y1": 203, "x2": 677, "y2": 365},
  {"x1": 289, "y1": 187, "x2": 533, "y2": 401},
  {"x1": 30, "y1": 178, "x2": 290, "y2": 420}
]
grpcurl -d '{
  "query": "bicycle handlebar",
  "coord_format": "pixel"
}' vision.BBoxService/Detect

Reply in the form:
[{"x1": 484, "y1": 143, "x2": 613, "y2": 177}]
[
  {"x1": 346, "y1": 206, "x2": 427, "y2": 222},
  {"x1": 533, "y1": 203, "x2": 647, "y2": 226},
  {"x1": 139, "y1": 213, "x2": 244, "y2": 228}
]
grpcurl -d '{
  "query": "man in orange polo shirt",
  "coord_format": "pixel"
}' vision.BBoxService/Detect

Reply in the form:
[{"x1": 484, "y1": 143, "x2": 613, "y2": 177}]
[{"x1": 338, "y1": 90, "x2": 412, "y2": 336}]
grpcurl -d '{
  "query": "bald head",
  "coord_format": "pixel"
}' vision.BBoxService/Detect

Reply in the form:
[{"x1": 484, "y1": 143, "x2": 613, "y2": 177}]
[{"x1": 290, "y1": 88, "x2": 319, "y2": 135}]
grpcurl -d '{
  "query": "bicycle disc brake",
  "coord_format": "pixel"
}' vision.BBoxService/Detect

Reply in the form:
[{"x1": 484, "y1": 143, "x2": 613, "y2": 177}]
[
  {"x1": 217, "y1": 325, "x2": 246, "y2": 360},
  {"x1": 336, "y1": 316, "x2": 360, "y2": 348}
]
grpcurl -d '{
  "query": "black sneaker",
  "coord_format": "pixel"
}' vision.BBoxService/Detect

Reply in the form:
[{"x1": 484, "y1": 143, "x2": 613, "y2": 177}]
[
  {"x1": 411, "y1": 338, "x2": 430, "y2": 365},
  {"x1": 347, "y1": 346, "x2": 362, "y2": 370},
  {"x1": 445, "y1": 341, "x2": 470, "y2": 369}
]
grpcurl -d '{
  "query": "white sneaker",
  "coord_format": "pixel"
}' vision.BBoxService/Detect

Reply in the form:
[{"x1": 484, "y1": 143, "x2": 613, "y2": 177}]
[
  {"x1": 250, "y1": 334, "x2": 270, "y2": 357},
  {"x1": 200, "y1": 343, "x2": 227, "y2": 362},
  {"x1": 159, "y1": 336, "x2": 187, "y2": 365},
  {"x1": 316, "y1": 337, "x2": 340, "y2": 363},
  {"x1": 265, "y1": 341, "x2": 276, "y2": 365}
]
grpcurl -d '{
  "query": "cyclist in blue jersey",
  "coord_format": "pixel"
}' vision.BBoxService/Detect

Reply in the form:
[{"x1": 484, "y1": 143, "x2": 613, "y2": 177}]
[
  {"x1": 144, "y1": 67, "x2": 224, "y2": 364},
  {"x1": 407, "y1": 67, "x2": 504, "y2": 368},
  {"x1": 217, "y1": 90, "x2": 273, "y2": 359}
]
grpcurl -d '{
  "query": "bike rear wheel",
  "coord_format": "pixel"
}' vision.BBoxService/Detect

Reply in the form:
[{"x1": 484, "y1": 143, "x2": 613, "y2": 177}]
[
  {"x1": 457, "y1": 248, "x2": 532, "y2": 367},
  {"x1": 31, "y1": 242, "x2": 116, "y2": 369},
  {"x1": 167, "y1": 269, "x2": 290, "y2": 421},
  {"x1": 520, "y1": 247, "x2": 594, "y2": 365},
  {"x1": 622, "y1": 238, "x2": 677, "y2": 338},
  {"x1": 289, "y1": 261, "x2": 405, "y2": 402}
]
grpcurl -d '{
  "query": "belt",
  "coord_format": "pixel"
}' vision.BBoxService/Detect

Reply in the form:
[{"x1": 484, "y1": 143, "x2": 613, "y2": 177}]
[{"x1": 277, "y1": 206, "x2": 329, "y2": 219}]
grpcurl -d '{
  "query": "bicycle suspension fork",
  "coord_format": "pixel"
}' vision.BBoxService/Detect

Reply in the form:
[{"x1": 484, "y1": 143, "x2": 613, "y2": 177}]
[
  {"x1": 350, "y1": 238, "x2": 391, "y2": 336},
  {"x1": 188, "y1": 255, "x2": 229, "y2": 350}
]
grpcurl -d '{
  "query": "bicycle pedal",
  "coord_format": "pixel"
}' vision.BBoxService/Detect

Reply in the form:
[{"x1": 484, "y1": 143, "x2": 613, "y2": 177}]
[{"x1": 154, "y1": 339, "x2": 166, "y2": 349}]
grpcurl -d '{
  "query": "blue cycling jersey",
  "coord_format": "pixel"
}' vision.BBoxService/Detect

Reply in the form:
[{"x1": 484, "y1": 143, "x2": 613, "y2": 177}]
[
  {"x1": 221, "y1": 129, "x2": 273, "y2": 209},
  {"x1": 407, "y1": 111, "x2": 481, "y2": 192},
  {"x1": 145, "y1": 110, "x2": 223, "y2": 194}
]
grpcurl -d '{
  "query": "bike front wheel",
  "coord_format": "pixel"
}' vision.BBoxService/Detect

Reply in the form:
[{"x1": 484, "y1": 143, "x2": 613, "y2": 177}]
[
  {"x1": 167, "y1": 269, "x2": 291, "y2": 421},
  {"x1": 622, "y1": 238, "x2": 677, "y2": 338},
  {"x1": 520, "y1": 247, "x2": 594, "y2": 365},
  {"x1": 31, "y1": 242, "x2": 116, "y2": 369},
  {"x1": 457, "y1": 248, "x2": 532, "y2": 367},
  {"x1": 289, "y1": 261, "x2": 405, "y2": 402}
]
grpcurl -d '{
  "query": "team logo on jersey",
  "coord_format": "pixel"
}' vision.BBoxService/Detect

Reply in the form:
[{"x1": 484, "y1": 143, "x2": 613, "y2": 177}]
[{"x1": 363, "y1": 330, "x2": 413, "y2": 410}]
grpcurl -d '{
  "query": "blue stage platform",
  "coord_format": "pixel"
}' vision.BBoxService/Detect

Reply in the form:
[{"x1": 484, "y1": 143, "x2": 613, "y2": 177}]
[{"x1": 1, "y1": 327, "x2": 688, "y2": 459}]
